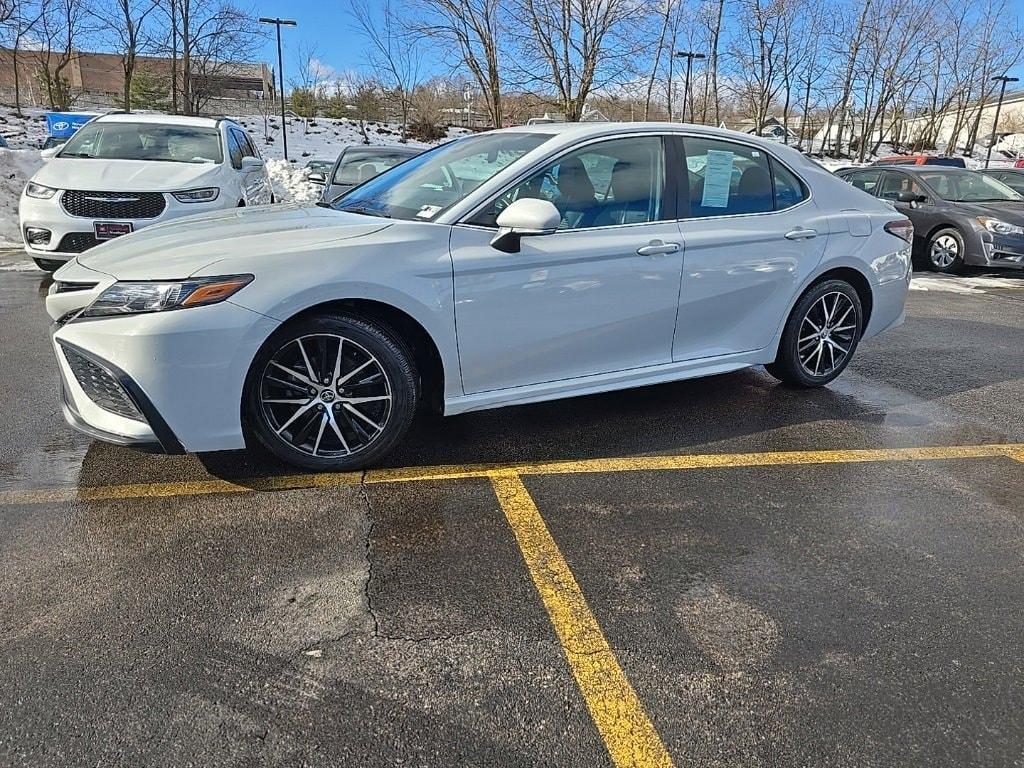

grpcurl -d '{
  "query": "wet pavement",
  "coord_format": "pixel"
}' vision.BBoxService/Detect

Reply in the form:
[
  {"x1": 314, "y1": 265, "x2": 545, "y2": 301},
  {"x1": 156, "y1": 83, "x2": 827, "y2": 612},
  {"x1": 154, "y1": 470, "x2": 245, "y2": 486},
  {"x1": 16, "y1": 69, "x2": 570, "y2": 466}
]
[{"x1": 1, "y1": 251, "x2": 1022, "y2": 767}]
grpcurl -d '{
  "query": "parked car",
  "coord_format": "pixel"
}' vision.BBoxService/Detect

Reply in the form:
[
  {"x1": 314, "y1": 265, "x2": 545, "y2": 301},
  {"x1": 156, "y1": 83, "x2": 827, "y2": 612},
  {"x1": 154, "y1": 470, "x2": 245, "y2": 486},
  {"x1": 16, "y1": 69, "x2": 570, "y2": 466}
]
[
  {"x1": 872, "y1": 155, "x2": 966, "y2": 168},
  {"x1": 320, "y1": 145, "x2": 422, "y2": 202},
  {"x1": 46, "y1": 123, "x2": 911, "y2": 470},
  {"x1": 0, "y1": 134, "x2": 8, "y2": 148},
  {"x1": 20, "y1": 113, "x2": 274, "y2": 272},
  {"x1": 303, "y1": 159, "x2": 334, "y2": 187},
  {"x1": 836, "y1": 165, "x2": 1024, "y2": 272},
  {"x1": 980, "y1": 168, "x2": 1024, "y2": 195}
]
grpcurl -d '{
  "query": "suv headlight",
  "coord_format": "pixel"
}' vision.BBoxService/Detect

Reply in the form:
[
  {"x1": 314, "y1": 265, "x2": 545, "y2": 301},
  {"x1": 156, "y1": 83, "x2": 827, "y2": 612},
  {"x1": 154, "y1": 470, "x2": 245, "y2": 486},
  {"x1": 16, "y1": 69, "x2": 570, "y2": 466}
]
[
  {"x1": 25, "y1": 182, "x2": 58, "y2": 199},
  {"x1": 977, "y1": 216, "x2": 1024, "y2": 236},
  {"x1": 172, "y1": 187, "x2": 220, "y2": 203},
  {"x1": 78, "y1": 275, "x2": 253, "y2": 318}
]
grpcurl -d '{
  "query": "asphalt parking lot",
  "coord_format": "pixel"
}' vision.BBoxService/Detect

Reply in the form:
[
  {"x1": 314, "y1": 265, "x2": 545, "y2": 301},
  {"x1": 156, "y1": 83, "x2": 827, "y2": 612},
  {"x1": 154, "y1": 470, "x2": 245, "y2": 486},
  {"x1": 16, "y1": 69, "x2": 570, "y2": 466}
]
[{"x1": 1, "y1": 251, "x2": 1022, "y2": 767}]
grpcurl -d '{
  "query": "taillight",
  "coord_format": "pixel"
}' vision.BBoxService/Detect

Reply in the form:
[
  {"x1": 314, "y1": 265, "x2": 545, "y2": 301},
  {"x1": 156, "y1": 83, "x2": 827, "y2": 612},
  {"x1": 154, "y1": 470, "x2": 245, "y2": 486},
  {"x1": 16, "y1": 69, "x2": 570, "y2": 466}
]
[
  {"x1": 1015, "y1": 159, "x2": 1024, "y2": 169},
  {"x1": 884, "y1": 218, "x2": 914, "y2": 243}
]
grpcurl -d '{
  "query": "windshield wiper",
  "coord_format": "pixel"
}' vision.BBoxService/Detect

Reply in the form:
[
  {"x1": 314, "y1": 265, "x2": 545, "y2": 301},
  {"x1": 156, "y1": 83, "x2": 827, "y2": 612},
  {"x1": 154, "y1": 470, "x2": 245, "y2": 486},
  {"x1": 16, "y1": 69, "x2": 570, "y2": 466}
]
[
  {"x1": 338, "y1": 205, "x2": 391, "y2": 218},
  {"x1": 61, "y1": 152, "x2": 93, "y2": 158}
]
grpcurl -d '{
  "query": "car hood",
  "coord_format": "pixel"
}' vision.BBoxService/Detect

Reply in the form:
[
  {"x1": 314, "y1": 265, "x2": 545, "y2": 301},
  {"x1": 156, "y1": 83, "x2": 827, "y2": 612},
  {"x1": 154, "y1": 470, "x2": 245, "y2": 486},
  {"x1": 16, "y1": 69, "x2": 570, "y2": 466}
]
[
  {"x1": 33, "y1": 157, "x2": 222, "y2": 191},
  {"x1": 76, "y1": 203, "x2": 395, "y2": 280},
  {"x1": 951, "y1": 200, "x2": 1024, "y2": 223}
]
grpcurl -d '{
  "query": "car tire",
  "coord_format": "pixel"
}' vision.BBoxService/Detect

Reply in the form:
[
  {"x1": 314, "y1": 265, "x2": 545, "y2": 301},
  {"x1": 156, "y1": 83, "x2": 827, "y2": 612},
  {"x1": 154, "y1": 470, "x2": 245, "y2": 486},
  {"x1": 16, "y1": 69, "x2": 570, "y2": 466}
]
[
  {"x1": 244, "y1": 313, "x2": 419, "y2": 471},
  {"x1": 766, "y1": 279, "x2": 863, "y2": 388},
  {"x1": 33, "y1": 258, "x2": 65, "y2": 272},
  {"x1": 927, "y1": 227, "x2": 965, "y2": 273}
]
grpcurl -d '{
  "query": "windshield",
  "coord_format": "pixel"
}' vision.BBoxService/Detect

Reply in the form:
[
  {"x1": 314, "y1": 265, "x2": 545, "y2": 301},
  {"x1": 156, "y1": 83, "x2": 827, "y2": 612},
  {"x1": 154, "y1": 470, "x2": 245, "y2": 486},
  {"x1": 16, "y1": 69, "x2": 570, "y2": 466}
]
[
  {"x1": 332, "y1": 132, "x2": 552, "y2": 221},
  {"x1": 333, "y1": 150, "x2": 415, "y2": 185},
  {"x1": 59, "y1": 122, "x2": 223, "y2": 163},
  {"x1": 919, "y1": 170, "x2": 1023, "y2": 202}
]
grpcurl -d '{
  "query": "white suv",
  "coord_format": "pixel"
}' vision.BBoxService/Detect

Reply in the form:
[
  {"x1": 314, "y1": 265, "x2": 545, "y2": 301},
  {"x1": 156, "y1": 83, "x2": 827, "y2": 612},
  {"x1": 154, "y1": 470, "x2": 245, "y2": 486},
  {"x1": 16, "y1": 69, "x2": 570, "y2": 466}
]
[{"x1": 20, "y1": 113, "x2": 274, "y2": 271}]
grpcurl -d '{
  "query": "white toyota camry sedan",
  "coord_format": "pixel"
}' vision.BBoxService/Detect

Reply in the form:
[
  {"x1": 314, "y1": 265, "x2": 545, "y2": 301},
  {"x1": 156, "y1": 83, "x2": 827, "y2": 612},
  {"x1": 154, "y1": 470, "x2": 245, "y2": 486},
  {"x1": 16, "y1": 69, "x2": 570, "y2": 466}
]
[{"x1": 46, "y1": 122, "x2": 912, "y2": 470}]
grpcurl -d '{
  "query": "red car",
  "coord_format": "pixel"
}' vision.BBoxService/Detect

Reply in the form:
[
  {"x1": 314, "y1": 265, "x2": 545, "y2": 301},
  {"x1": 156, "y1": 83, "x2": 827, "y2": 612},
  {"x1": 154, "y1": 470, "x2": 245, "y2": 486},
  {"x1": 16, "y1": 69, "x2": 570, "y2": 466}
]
[
  {"x1": 873, "y1": 155, "x2": 966, "y2": 168},
  {"x1": 1015, "y1": 158, "x2": 1024, "y2": 169}
]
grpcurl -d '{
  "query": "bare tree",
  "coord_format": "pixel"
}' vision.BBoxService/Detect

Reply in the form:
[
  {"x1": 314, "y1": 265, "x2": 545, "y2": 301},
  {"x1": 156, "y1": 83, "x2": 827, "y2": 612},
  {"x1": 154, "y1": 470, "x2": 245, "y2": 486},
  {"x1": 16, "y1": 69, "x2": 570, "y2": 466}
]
[
  {"x1": 350, "y1": 0, "x2": 422, "y2": 138},
  {"x1": 34, "y1": 0, "x2": 92, "y2": 110},
  {"x1": 512, "y1": 0, "x2": 642, "y2": 121},
  {"x1": 1, "y1": 0, "x2": 46, "y2": 114},
  {"x1": 90, "y1": 0, "x2": 161, "y2": 110},
  {"x1": 411, "y1": 0, "x2": 505, "y2": 127}
]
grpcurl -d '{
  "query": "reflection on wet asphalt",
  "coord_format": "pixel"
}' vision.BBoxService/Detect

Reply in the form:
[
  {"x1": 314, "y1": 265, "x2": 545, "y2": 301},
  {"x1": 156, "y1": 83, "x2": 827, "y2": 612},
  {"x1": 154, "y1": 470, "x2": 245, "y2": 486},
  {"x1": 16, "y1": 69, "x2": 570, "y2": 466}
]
[{"x1": 1, "y1": 255, "x2": 1022, "y2": 767}]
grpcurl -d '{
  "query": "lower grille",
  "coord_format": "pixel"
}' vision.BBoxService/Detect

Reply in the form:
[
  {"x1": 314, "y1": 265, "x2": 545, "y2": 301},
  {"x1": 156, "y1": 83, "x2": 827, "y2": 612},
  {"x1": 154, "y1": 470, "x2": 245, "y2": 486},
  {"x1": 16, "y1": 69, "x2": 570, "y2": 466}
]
[
  {"x1": 62, "y1": 190, "x2": 166, "y2": 219},
  {"x1": 56, "y1": 232, "x2": 101, "y2": 253},
  {"x1": 62, "y1": 346, "x2": 143, "y2": 421}
]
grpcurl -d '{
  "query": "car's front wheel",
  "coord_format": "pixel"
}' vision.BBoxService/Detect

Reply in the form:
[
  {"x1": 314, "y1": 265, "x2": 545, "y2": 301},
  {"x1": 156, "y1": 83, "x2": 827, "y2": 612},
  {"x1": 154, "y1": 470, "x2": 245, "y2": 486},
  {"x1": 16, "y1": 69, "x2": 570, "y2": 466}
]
[
  {"x1": 766, "y1": 279, "x2": 863, "y2": 387},
  {"x1": 928, "y1": 227, "x2": 965, "y2": 273},
  {"x1": 244, "y1": 314, "x2": 419, "y2": 470}
]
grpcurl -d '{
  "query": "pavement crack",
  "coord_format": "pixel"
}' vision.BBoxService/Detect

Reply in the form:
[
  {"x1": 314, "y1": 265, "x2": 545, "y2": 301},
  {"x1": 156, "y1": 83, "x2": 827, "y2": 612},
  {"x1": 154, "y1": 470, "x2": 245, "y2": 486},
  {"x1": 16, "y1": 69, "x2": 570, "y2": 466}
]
[{"x1": 357, "y1": 469, "x2": 381, "y2": 639}]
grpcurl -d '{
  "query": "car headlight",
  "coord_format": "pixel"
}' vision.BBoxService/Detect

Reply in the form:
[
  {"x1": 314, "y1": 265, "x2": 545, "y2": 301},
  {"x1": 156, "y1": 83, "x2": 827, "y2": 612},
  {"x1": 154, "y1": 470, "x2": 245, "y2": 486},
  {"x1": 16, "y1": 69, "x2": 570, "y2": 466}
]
[
  {"x1": 25, "y1": 181, "x2": 58, "y2": 199},
  {"x1": 977, "y1": 216, "x2": 1024, "y2": 236},
  {"x1": 172, "y1": 187, "x2": 220, "y2": 203},
  {"x1": 78, "y1": 275, "x2": 253, "y2": 318}
]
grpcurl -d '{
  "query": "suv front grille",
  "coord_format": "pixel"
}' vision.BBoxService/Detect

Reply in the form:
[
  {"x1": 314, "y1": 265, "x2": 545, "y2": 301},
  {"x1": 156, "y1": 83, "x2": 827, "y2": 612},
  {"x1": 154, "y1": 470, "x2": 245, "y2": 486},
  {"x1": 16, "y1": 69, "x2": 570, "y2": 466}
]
[
  {"x1": 62, "y1": 346, "x2": 143, "y2": 421},
  {"x1": 62, "y1": 190, "x2": 166, "y2": 219},
  {"x1": 56, "y1": 232, "x2": 101, "y2": 253}
]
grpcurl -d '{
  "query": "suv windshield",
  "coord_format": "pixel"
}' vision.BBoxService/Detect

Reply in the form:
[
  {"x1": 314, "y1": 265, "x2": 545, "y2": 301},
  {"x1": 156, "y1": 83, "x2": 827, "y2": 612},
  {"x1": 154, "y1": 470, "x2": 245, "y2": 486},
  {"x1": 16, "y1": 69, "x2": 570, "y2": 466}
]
[
  {"x1": 59, "y1": 122, "x2": 223, "y2": 163},
  {"x1": 332, "y1": 132, "x2": 552, "y2": 221},
  {"x1": 919, "y1": 170, "x2": 1023, "y2": 202}
]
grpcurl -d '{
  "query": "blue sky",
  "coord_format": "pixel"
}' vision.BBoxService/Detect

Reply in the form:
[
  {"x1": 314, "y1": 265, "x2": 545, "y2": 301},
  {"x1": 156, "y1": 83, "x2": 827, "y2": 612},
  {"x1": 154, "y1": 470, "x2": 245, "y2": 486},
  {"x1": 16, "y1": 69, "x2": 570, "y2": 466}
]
[{"x1": 256, "y1": 0, "x2": 1024, "y2": 88}]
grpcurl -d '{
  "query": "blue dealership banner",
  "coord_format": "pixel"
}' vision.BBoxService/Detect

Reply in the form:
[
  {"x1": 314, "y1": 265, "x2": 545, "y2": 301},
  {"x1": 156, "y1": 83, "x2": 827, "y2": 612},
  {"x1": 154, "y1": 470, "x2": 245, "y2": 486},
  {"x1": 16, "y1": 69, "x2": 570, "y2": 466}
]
[{"x1": 45, "y1": 112, "x2": 98, "y2": 138}]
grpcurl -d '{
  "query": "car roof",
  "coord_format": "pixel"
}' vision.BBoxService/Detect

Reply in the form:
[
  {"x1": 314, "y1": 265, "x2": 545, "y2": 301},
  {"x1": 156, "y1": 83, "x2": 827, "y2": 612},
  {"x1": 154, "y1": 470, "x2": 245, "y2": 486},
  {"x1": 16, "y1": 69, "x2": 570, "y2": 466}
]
[{"x1": 93, "y1": 112, "x2": 225, "y2": 128}]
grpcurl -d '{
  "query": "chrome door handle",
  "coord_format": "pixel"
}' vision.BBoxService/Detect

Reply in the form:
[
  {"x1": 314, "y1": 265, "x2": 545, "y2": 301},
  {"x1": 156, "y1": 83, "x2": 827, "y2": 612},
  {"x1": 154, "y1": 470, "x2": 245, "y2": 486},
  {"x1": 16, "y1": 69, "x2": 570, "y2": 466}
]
[
  {"x1": 785, "y1": 228, "x2": 818, "y2": 240},
  {"x1": 636, "y1": 240, "x2": 681, "y2": 256}
]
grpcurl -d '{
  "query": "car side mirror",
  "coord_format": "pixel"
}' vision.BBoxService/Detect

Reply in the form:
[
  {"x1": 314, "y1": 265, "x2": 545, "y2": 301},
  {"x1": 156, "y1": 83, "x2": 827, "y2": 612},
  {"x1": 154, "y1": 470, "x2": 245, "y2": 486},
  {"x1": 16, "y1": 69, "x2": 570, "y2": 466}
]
[
  {"x1": 40, "y1": 147, "x2": 60, "y2": 161},
  {"x1": 489, "y1": 198, "x2": 561, "y2": 253},
  {"x1": 307, "y1": 172, "x2": 326, "y2": 184},
  {"x1": 241, "y1": 156, "x2": 265, "y2": 170},
  {"x1": 896, "y1": 191, "x2": 927, "y2": 204}
]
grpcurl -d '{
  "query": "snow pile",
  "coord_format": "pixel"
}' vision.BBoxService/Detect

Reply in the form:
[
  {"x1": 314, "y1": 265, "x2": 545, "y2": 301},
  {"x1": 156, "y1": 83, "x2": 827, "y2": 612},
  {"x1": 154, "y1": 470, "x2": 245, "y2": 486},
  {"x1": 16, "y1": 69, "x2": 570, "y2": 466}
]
[
  {"x1": 0, "y1": 107, "x2": 50, "y2": 149},
  {"x1": 266, "y1": 158, "x2": 321, "y2": 204},
  {"x1": 0, "y1": 148, "x2": 43, "y2": 247}
]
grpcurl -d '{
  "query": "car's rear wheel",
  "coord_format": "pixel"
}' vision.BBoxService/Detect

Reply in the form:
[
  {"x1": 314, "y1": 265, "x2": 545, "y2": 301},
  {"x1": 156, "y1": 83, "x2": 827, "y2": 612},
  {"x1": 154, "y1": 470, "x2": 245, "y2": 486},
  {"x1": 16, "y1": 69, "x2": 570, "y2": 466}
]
[
  {"x1": 766, "y1": 279, "x2": 863, "y2": 387},
  {"x1": 928, "y1": 228, "x2": 964, "y2": 273},
  {"x1": 244, "y1": 314, "x2": 418, "y2": 470},
  {"x1": 33, "y1": 258, "x2": 65, "y2": 273}
]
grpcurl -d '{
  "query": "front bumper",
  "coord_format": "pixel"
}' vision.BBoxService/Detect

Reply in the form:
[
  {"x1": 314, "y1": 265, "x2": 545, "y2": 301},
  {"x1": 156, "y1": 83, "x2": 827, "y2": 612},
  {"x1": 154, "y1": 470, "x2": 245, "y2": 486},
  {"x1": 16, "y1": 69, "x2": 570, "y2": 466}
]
[
  {"x1": 981, "y1": 231, "x2": 1024, "y2": 269},
  {"x1": 50, "y1": 291, "x2": 280, "y2": 453},
  {"x1": 20, "y1": 190, "x2": 225, "y2": 263}
]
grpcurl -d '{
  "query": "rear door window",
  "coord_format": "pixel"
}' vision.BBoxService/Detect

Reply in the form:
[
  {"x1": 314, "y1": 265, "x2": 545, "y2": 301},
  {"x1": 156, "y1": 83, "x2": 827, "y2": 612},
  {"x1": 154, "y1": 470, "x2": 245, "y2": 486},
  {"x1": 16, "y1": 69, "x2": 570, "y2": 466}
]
[
  {"x1": 843, "y1": 169, "x2": 882, "y2": 196},
  {"x1": 680, "y1": 137, "x2": 805, "y2": 217}
]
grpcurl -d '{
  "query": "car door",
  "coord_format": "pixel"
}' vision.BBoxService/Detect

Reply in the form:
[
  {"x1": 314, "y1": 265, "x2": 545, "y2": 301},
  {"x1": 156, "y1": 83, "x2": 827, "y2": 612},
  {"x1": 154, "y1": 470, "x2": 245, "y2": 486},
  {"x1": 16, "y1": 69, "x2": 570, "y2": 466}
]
[
  {"x1": 228, "y1": 128, "x2": 269, "y2": 205},
  {"x1": 449, "y1": 134, "x2": 685, "y2": 394},
  {"x1": 672, "y1": 135, "x2": 830, "y2": 361},
  {"x1": 877, "y1": 170, "x2": 943, "y2": 238},
  {"x1": 241, "y1": 132, "x2": 274, "y2": 204}
]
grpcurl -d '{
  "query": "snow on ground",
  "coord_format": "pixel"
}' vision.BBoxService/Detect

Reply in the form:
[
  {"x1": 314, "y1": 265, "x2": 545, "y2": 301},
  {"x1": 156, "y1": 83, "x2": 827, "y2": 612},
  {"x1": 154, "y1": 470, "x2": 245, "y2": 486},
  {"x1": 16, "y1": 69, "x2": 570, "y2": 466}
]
[
  {"x1": 909, "y1": 274, "x2": 1024, "y2": 294},
  {"x1": 0, "y1": 147, "x2": 43, "y2": 247}
]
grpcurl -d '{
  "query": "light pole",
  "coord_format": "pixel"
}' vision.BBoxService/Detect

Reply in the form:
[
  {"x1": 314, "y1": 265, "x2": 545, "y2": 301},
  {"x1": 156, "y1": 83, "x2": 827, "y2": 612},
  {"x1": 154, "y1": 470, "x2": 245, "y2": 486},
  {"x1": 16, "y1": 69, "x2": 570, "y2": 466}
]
[
  {"x1": 259, "y1": 17, "x2": 297, "y2": 161},
  {"x1": 674, "y1": 51, "x2": 706, "y2": 123},
  {"x1": 986, "y1": 74, "x2": 1019, "y2": 169}
]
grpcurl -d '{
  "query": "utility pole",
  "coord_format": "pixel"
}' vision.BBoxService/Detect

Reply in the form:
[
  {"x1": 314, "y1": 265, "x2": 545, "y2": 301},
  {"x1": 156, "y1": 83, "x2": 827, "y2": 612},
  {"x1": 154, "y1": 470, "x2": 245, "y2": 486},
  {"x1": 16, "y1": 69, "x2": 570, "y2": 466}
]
[
  {"x1": 674, "y1": 51, "x2": 706, "y2": 123},
  {"x1": 986, "y1": 74, "x2": 1018, "y2": 169},
  {"x1": 259, "y1": 17, "x2": 297, "y2": 161}
]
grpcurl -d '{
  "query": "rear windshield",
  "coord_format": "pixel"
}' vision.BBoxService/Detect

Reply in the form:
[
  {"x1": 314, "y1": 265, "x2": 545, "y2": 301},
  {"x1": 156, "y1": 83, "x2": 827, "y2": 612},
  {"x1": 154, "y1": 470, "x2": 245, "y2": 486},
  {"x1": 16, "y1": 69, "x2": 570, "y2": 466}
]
[
  {"x1": 59, "y1": 122, "x2": 223, "y2": 163},
  {"x1": 333, "y1": 151, "x2": 415, "y2": 184}
]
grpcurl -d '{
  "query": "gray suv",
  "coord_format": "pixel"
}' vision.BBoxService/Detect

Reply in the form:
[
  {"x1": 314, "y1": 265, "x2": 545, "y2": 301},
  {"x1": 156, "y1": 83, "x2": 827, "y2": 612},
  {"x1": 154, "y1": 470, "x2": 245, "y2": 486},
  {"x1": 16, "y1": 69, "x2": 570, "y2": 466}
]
[{"x1": 837, "y1": 166, "x2": 1024, "y2": 272}]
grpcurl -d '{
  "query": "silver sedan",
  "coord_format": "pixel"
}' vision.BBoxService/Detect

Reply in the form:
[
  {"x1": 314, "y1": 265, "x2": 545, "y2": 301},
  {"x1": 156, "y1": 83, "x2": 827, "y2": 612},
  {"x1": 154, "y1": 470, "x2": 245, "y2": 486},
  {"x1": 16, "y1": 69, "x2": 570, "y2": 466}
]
[{"x1": 47, "y1": 122, "x2": 911, "y2": 470}]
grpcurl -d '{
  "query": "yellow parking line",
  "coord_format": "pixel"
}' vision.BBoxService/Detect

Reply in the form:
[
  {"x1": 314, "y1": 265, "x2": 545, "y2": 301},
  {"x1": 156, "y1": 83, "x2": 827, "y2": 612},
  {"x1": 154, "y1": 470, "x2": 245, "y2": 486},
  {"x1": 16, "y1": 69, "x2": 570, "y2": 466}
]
[
  {"x1": 0, "y1": 442, "x2": 1020, "y2": 506},
  {"x1": 490, "y1": 471, "x2": 673, "y2": 768}
]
